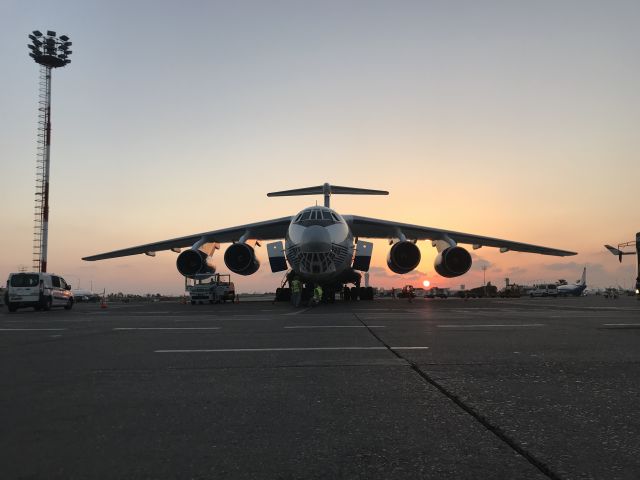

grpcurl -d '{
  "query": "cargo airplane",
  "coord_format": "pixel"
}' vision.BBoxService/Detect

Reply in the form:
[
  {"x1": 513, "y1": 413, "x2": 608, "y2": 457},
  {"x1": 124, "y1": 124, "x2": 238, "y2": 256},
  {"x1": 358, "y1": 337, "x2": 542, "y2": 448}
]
[{"x1": 83, "y1": 183, "x2": 576, "y2": 294}]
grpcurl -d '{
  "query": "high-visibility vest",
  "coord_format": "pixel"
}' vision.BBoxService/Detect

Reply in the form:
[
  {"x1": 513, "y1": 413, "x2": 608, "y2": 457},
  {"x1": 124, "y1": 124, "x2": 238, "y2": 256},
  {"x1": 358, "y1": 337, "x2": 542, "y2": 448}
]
[
  {"x1": 292, "y1": 280, "x2": 301, "y2": 292},
  {"x1": 314, "y1": 286, "x2": 322, "y2": 299}
]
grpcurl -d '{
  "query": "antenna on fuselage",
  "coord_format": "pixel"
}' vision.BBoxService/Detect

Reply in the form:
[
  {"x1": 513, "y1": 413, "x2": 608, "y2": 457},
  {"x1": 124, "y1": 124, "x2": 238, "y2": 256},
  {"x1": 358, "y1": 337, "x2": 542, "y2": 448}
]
[{"x1": 267, "y1": 182, "x2": 389, "y2": 208}]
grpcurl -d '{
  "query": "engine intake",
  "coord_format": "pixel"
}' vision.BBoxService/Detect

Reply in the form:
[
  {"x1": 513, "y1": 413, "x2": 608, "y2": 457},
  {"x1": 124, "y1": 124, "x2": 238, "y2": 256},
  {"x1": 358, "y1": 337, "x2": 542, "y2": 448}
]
[
  {"x1": 434, "y1": 246, "x2": 472, "y2": 278},
  {"x1": 387, "y1": 241, "x2": 421, "y2": 274},
  {"x1": 176, "y1": 249, "x2": 216, "y2": 278},
  {"x1": 224, "y1": 243, "x2": 260, "y2": 275}
]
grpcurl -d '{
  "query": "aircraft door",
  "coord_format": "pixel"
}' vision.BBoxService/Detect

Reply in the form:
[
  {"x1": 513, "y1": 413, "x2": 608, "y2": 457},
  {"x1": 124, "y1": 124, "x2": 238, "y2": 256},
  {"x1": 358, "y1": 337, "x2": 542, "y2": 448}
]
[
  {"x1": 267, "y1": 241, "x2": 288, "y2": 272},
  {"x1": 352, "y1": 240, "x2": 373, "y2": 271}
]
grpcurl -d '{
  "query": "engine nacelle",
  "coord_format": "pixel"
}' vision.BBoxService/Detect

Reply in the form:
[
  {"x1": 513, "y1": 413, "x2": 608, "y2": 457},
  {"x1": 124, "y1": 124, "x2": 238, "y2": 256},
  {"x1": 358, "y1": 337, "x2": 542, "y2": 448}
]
[
  {"x1": 224, "y1": 243, "x2": 260, "y2": 275},
  {"x1": 387, "y1": 241, "x2": 421, "y2": 274},
  {"x1": 176, "y1": 249, "x2": 216, "y2": 278},
  {"x1": 434, "y1": 246, "x2": 472, "y2": 278}
]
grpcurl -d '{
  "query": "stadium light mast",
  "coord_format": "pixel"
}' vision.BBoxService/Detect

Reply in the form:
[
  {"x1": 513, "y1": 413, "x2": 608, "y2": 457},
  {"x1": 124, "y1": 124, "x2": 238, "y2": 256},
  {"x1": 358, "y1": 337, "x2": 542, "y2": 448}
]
[{"x1": 27, "y1": 30, "x2": 72, "y2": 272}]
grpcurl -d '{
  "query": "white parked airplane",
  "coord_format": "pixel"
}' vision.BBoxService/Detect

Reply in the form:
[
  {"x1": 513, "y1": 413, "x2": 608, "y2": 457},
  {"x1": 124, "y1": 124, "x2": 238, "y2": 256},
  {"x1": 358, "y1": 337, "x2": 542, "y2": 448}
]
[
  {"x1": 557, "y1": 267, "x2": 587, "y2": 296},
  {"x1": 83, "y1": 183, "x2": 576, "y2": 294}
]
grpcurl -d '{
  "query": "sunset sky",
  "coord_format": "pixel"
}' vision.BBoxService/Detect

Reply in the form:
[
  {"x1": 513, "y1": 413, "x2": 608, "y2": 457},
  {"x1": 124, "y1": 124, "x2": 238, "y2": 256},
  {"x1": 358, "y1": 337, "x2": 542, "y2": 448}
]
[{"x1": 1, "y1": 0, "x2": 639, "y2": 294}]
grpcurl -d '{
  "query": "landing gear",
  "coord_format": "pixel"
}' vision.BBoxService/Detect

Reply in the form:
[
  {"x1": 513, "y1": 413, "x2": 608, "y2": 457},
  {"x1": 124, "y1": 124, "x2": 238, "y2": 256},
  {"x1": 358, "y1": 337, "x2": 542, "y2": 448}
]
[
  {"x1": 350, "y1": 286, "x2": 359, "y2": 301},
  {"x1": 341, "y1": 285, "x2": 374, "y2": 301},
  {"x1": 275, "y1": 287, "x2": 292, "y2": 302}
]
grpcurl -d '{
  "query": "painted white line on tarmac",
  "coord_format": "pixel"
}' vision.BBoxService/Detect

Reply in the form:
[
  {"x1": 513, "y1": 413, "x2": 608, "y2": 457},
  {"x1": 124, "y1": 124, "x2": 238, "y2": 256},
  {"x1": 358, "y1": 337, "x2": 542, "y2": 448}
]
[
  {"x1": 0, "y1": 328, "x2": 67, "y2": 331},
  {"x1": 156, "y1": 346, "x2": 389, "y2": 353},
  {"x1": 437, "y1": 324, "x2": 545, "y2": 328},
  {"x1": 113, "y1": 327, "x2": 221, "y2": 331},
  {"x1": 87, "y1": 311, "x2": 173, "y2": 315},
  {"x1": 155, "y1": 346, "x2": 429, "y2": 353},
  {"x1": 391, "y1": 347, "x2": 430, "y2": 350},
  {"x1": 498, "y1": 302, "x2": 640, "y2": 311},
  {"x1": 283, "y1": 308, "x2": 311, "y2": 316},
  {"x1": 284, "y1": 325, "x2": 386, "y2": 329},
  {"x1": 603, "y1": 323, "x2": 640, "y2": 326},
  {"x1": 353, "y1": 309, "x2": 410, "y2": 312}
]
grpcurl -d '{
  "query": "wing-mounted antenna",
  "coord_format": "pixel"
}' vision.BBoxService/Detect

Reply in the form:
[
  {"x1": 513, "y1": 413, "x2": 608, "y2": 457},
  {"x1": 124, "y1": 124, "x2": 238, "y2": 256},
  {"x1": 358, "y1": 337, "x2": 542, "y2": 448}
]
[{"x1": 267, "y1": 182, "x2": 388, "y2": 208}]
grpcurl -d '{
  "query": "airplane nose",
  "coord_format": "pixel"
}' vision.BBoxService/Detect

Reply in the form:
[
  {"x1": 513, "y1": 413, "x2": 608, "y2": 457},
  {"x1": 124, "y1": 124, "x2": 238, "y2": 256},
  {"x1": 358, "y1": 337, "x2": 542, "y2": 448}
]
[{"x1": 300, "y1": 225, "x2": 331, "y2": 253}]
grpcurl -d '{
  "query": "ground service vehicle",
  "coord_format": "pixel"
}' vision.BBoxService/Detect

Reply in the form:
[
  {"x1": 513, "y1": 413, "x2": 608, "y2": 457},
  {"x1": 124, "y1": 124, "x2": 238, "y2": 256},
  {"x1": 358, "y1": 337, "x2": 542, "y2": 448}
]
[
  {"x1": 499, "y1": 284, "x2": 522, "y2": 298},
  {"x1": 398, "y1": 285, "x2": 416, "y2": 298},
  {"x1": 5, "y1": 272, "x2": 74, "y2": 312},
  {"x1": 530, "y1": 284, "x2": 558, "y2": 297},
  {"x1": 187, "y1": 274, "x2": 235, "y2": 304},
  {"x1": 425, "y1": 287, "x2": 449, "y2": 298},
  {"x1": 459, "y1": 283, "x2": 498, "y2": 298}
]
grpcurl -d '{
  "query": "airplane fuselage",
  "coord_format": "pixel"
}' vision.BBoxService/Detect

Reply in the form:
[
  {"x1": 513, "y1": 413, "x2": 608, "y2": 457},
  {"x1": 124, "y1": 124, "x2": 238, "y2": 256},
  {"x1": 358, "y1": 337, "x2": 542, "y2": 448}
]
[
  {"x1": 285, "y1": 206, "x2": 355, "y2": 285},
  {"x1": 557, "y1": 284, "x2": 587, "y2": 296}
]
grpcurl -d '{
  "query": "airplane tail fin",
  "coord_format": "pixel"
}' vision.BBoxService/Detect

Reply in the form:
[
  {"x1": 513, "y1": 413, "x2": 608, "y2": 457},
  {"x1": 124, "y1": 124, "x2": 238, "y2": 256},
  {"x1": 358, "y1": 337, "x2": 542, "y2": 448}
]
[
  {"x1": 580, "y1": 266, "x2": 586, "y2": 285},
  {"x1": 267, "y1": 183, "x2": 388, "y2": 208}
]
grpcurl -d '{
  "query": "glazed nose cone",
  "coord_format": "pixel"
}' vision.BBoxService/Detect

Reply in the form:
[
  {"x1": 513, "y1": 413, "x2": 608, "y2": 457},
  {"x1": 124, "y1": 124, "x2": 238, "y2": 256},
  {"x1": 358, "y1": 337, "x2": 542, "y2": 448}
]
[{"x1": 300, "y1": 225, "x2": 331, "y2": 253}]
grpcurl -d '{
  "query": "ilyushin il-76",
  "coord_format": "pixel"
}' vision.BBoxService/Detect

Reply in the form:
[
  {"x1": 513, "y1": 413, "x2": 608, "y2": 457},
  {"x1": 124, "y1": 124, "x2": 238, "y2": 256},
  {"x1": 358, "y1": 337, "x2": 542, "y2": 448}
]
[{"x1": 83, "y1": 183, "x2": 576, "y2": 296}]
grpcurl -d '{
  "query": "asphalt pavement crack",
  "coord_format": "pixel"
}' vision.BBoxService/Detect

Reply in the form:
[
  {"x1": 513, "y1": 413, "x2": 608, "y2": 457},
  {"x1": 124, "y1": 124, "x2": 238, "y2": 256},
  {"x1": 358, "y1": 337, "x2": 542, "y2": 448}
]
[{"x1": 352, "y1": 312, "x2": 563, "y2": 480}]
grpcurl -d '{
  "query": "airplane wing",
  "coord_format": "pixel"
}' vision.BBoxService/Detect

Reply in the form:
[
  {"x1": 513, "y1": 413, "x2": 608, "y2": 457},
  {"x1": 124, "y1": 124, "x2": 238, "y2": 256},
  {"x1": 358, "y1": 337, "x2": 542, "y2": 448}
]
[
  {"x1": 83, "y1": 216, "x2": 293, "y2": 261},
  {"x1": 345, "y1": 215, "x2": 576, "y2": 256}
]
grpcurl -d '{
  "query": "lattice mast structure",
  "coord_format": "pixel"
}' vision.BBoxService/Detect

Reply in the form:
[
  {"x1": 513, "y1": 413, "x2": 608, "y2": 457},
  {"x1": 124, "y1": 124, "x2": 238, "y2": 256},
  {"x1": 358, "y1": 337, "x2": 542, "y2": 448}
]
[{"x1": 27, "y1": 30, "x2": 72, "y2": 272}]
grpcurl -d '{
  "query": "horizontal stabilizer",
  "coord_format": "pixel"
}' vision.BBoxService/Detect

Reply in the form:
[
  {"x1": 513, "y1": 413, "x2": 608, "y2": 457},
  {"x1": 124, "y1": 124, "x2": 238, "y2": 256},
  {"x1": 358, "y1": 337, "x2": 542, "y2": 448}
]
[
  {"x1": 267, "y1": 183, "x2": 388, "y2": 208},
  {"x1": 605, "y1": 245, "x2": 636, "y2": 255},
  {"x1": 267, "y1": 184, "x2": 388, "y2": 197},
  {"x1": 605, "y1": 244, "x2": 636, "y2": 263}
]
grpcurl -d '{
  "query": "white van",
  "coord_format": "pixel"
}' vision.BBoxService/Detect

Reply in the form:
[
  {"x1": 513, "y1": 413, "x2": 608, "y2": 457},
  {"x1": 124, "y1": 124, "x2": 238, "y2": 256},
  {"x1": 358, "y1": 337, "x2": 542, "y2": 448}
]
[
  {"x1": 530, "y1": 284, "x2": 558, "y2": 297},
  {"x1": 5, "y1": 272, "x2": 74, "y2": 312}
]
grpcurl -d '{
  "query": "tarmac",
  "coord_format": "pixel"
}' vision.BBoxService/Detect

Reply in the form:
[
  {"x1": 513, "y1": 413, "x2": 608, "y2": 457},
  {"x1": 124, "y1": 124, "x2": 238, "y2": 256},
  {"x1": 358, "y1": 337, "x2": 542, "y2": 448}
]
[{"x1": 1, "y1": 295, "x2": 639, "y2": 479}]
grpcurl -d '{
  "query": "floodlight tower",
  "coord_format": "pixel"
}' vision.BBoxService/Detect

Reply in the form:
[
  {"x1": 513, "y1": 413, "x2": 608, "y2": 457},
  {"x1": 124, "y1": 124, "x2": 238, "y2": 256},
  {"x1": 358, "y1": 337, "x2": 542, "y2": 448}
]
[{"x1": 27, "y1": 30, "x2": 72, "y2": 272}]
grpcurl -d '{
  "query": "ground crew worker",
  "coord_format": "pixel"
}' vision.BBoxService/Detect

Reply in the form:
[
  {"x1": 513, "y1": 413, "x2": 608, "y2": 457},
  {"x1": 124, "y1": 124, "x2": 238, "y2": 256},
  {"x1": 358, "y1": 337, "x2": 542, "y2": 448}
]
[
  {"x1": 312, "y1": 284, "x2": 323, "y2": 306},
  {"x1": 291, "y1": 277, "x2": 302, "y2": 307}
]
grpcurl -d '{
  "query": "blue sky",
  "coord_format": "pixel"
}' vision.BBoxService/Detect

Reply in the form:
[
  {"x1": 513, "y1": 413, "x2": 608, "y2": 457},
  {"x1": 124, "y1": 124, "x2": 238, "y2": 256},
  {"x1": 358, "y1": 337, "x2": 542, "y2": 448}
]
[{"x1": 1, "y1": 1, "x2": 639, "y2": 293}]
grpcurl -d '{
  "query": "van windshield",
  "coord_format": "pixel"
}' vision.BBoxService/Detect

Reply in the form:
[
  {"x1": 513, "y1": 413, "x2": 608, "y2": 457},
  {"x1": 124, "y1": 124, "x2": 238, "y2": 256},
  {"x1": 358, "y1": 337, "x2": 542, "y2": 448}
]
[{"x1": 10, "y1": 274, "x2": 39, "y2": 287}]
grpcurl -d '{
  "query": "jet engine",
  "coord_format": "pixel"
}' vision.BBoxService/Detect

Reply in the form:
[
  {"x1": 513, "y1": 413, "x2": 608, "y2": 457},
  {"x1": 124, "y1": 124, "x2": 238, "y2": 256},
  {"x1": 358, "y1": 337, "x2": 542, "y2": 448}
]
[
  {"x1": 176, "y1": 249, "x2": 216, "y2": 278},
  {"x1": 434, "y1": 246, "x2": 472, "y2": 278},
  {"x1": 224, "y1": 243, "x2": 260, "y2": 275},
  {"x1": 387, "y1": 241, "x2": 421, "y2": 274}
]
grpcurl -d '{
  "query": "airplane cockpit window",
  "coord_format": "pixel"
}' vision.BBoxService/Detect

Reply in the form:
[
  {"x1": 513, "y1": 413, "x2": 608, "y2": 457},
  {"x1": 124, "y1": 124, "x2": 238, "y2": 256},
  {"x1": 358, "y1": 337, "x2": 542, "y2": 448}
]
[{"x1": 294, "y1": 209, "x2": 341, "y2": 226}]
